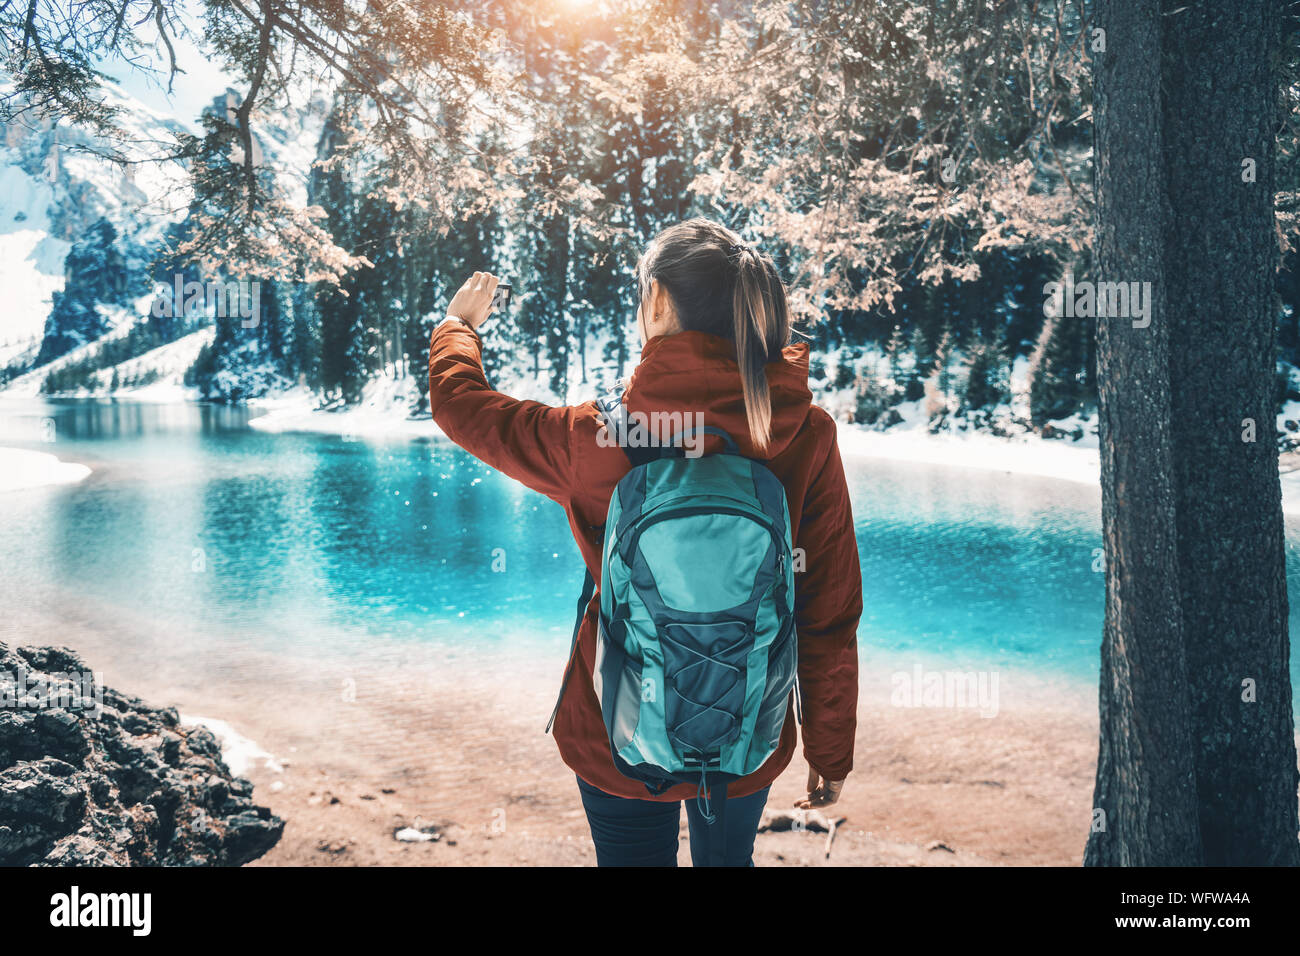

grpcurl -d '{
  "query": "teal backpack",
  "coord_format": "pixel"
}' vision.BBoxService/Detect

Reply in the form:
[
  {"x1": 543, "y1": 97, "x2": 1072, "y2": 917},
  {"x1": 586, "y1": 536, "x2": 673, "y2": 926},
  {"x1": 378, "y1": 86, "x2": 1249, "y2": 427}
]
[{"x1": 547, "y1": 385, "x2": 800, "y2": 830}]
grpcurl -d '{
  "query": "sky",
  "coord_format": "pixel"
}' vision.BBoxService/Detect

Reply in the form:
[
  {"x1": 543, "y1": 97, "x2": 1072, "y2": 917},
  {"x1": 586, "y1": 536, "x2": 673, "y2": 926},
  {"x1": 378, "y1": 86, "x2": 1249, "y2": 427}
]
[{"x1": 96, "y1": 0, "x2": 237, "y2": 128}]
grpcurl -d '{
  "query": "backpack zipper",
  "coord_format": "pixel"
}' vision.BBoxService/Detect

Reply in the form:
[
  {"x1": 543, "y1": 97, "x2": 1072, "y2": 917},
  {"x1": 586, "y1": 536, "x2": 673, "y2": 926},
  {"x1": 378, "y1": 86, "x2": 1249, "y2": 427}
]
[{"x1": 616, "y1": 503, "x2": 789, "y2": 567}]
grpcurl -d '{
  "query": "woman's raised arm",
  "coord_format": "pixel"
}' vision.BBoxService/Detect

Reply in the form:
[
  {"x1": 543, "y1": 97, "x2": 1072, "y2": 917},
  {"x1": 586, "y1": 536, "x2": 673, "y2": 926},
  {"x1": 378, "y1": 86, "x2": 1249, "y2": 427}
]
[{"x1": 427, "y1": 318, "x2": 593, "y2": 506}]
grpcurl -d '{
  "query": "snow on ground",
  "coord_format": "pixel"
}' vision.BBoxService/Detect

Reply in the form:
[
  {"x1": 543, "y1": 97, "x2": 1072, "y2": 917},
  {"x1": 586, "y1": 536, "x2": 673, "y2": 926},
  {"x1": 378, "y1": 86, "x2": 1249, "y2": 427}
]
[
  {"x1": 247, "y1": 361, "x2": 1106, "y2": 488},
  {"x1": 836, "y1": 394, "x2": 1101, "y2": 486},
  {"x1": 95, "y1": 325, "x2": 212, "y2": 403},
  {"x1": 3, "y1": 303, "x2": 141, "y2": 396},
  {"x1": 57, "y1": 80, "x2": 193, "y2": 233},
  {"x1": 836, "y1": 419, "x2": 1100, "y2": 486},
  {"x1": 0, "y1": 447, "x2": 91, "y2": 492},
  {"x1": 4, "y1": 322, "x2": 212, "y2": 402},
  {"x1": 248, "y1": 370, "x2": 443, "y2": 439},
  {"x1": 0, "y1": 74, "x2": 193, "y2": 370},
  {"x1": 0, "y1": 160, "x2": 71, "y2": 368},
  {"x1": 1279, "y1": 471, "x2": 1300, "y2": 517},
  {"x1": 16, "y1": 330, "x2": 1300, "y2": 519},
  {"x1": 241, "y1": 365, "x2": 1299, "y2": 520}
]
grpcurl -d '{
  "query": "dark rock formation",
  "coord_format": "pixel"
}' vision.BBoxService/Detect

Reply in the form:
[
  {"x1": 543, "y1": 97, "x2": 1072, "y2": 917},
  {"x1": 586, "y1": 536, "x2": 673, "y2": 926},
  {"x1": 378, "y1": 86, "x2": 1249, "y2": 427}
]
[{"x1": 0, "y1": 643, "x2": 283, "y2": 866}]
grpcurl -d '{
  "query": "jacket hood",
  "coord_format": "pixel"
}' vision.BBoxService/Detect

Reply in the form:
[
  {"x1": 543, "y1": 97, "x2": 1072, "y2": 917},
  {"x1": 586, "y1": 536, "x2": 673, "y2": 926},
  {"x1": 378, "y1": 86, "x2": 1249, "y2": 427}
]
[{"x1": 622, "y1": 330, "x2": 814, "y2": 460}]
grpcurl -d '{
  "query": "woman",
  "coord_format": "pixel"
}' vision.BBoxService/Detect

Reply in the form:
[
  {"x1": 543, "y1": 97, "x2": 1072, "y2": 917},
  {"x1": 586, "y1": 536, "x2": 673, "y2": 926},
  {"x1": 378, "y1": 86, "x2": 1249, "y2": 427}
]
[{"x1": 428, "y1": 217, "x2": 862, "y2": 866}]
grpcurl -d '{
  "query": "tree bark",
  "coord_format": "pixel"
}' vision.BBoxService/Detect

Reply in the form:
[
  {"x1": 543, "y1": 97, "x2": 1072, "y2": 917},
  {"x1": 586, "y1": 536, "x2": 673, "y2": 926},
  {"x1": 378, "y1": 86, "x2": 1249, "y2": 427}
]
[
  {"x1": 1086, "y1": 0, "x2": 1202, "y2": 866},
  {"x1": 1086, "y1": 0, "x2": 1299, "y2": 866},
  {"x1": 1162, "y1": 0, "x2": 1299, "y2": 866}
]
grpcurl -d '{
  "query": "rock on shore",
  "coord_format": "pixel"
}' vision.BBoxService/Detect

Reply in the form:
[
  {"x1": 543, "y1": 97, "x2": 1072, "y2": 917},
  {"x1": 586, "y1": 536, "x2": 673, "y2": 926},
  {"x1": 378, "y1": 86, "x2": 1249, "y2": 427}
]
[{"x1": 0, "y1": 643, "x2": 284, "y2": 866}]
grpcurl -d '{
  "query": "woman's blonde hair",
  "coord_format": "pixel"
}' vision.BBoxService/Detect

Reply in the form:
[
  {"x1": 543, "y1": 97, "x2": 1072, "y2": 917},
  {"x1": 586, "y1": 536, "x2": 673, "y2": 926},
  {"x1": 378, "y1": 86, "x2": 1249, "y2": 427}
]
[{"x1": 635, "y1": 217, "x2": 791, "y2": 454}]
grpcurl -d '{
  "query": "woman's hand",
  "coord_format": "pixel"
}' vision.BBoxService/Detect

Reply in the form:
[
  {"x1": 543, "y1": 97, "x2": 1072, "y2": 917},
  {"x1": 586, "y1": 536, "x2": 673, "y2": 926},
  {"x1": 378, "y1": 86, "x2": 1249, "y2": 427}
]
[
  {"x1": 447, "y1": 271, "x2": 501, "y2": 330},
  {"x1": 794, "y1": 764, "x2": 845, "y2": 810}
]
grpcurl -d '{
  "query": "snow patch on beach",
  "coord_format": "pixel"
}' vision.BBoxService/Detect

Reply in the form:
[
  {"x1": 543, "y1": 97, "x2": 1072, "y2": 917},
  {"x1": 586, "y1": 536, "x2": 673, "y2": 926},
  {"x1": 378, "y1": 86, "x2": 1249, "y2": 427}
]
[
  {"x1": 180, "y1": 713, "x2": 283, "y2": 777},
  {"x1": 0, "y1": 446, "x2": 91, "y2": 491}
]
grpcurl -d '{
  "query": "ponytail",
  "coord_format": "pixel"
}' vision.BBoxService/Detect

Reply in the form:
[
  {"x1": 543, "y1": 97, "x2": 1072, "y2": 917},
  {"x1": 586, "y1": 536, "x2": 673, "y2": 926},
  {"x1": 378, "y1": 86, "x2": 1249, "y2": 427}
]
[
  {"x1": 732, "y1": 250, "x2": 779, "y2": 454},
  {"x1": 636, "y1": 217, "x2": 792, "y2": 455}
]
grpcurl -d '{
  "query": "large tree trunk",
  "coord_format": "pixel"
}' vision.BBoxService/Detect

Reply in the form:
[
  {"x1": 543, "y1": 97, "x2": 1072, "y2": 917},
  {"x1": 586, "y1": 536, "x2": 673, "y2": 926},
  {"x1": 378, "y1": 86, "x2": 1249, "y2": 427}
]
[
  {"x1": 1086, "y1": 0, "x2": 1299, "y2": 866},
  {"x1": 1086, "y1": 0, "x2": 1202, "y2": 866},
  {"x1": 1162, "y1": 0, "x2": 1299, "y2": 866}
]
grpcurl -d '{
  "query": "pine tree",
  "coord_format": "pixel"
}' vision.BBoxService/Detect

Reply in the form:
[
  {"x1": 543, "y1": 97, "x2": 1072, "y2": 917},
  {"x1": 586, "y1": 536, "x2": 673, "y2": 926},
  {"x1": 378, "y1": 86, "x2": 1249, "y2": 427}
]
[
  {"x1": 1028, "y1": 258, "x2": 1093, "y2": 427},
  {"x1": 1028, "y1": 309, "x2": 1089, "y2": 428},
  {"x1": 310, "y1": 100, "x2": 368, "y2": 403},
  {"x1": 289, "y1": 284, "x2": 319, "y2": 387},
  {"x1": 910, "y1": 325, "x2": 932, "y2": 378},
  {"x1": 36, "y1": 219, "x2": 131, "y2": 366},
  {"x1": 962, "y1": 332, "x2": 1009, "y2": 413}
]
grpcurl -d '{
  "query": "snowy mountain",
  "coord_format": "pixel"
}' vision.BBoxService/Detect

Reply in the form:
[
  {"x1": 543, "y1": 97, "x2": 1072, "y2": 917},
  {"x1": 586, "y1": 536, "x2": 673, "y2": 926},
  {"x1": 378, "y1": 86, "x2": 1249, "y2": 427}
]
[
  {"x1": 0, "y1": 160, "x2": 68, "y2": 368},
  {"x1": 0, "y1": 77, "x2": 190, "y2": 373},
  {"x1": 0, "y1": 73, "x2": 328, "y2": 398}
]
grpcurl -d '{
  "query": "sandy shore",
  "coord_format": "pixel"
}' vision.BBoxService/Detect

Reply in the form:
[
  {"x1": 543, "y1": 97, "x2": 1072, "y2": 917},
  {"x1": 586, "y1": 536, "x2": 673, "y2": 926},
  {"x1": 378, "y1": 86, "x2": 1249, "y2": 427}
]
[{"x1": 5, "y1": 588, "x2": 1098, "y2": 867}]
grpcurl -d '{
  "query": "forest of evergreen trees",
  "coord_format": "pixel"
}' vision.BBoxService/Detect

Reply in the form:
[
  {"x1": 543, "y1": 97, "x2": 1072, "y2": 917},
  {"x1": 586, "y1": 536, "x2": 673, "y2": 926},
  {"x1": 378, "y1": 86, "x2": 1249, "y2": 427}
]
[{"x1": 8, "y1": 1, "x2": 1300, "y2": 434}]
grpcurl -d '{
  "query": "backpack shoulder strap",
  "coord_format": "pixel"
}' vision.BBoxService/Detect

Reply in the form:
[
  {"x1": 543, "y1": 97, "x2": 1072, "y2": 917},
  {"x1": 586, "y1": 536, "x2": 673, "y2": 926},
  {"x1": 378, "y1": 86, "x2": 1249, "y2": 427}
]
[
  {"x1": 546, "y1": 382, "x2": 651, "y2": 735},
  {"x1": 596, "y1": 382, "x2": 660, "y2": 468},
  {"x1": 545, "y1": 561, "x2": 596, "y2": 734}
]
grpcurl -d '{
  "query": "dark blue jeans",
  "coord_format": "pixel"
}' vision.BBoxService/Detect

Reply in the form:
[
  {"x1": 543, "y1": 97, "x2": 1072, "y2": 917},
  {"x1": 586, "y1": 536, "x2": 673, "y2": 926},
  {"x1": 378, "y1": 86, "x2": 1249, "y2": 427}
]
[{"x1": 576, "y1": 774, "x2": 770, "y2": 867}]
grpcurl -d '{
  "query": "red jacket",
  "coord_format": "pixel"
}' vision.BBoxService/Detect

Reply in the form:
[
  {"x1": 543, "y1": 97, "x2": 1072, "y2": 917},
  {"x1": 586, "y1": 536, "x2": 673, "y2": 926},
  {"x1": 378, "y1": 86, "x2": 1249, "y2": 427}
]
[{"x1": 428, "y1": 322, "x2": 862, "y2": 800}]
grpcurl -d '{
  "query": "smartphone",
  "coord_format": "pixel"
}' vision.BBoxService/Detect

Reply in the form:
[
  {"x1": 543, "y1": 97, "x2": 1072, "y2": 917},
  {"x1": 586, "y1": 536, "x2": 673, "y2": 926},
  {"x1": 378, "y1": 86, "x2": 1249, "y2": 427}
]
[{"x1": 490, "y1": 282, "x2": 512, "y2": 313}]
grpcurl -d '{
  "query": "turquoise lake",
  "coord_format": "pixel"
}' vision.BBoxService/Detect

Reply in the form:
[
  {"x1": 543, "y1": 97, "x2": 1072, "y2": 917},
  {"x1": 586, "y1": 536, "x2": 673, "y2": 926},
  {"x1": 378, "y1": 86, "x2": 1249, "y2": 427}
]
[{"x1": 2, "y1": 398, "x2": 1298, "y2": 705}]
